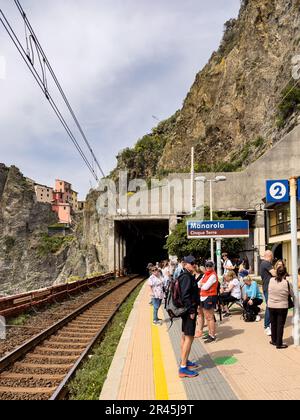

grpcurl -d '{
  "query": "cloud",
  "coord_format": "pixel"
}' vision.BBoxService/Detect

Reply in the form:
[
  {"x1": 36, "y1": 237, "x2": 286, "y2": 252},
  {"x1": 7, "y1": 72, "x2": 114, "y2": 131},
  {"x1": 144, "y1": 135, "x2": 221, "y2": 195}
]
[{"x1": 0, "y1": 0, "x2": 240, "y2": 199}]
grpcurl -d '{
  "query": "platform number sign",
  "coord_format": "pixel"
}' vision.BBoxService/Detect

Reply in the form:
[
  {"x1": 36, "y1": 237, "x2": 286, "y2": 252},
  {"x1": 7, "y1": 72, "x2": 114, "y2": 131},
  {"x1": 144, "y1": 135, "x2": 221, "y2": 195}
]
[{"x1": 266, "y1": 180, "x2": 290, "y2": 203}]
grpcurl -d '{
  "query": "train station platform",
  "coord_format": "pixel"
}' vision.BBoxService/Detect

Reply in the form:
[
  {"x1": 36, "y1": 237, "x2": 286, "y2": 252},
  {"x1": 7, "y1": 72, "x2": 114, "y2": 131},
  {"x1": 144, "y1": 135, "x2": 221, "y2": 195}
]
[{"x1": 100, "y1": 282, "x2": 300, "y2": 401}]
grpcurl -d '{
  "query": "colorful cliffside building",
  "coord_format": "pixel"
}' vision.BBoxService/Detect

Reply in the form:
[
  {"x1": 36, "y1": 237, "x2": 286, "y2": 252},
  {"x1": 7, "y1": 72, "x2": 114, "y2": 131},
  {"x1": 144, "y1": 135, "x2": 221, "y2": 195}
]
[{"x1": 34, "y1": 179, "x2": 82, "y2": 224}]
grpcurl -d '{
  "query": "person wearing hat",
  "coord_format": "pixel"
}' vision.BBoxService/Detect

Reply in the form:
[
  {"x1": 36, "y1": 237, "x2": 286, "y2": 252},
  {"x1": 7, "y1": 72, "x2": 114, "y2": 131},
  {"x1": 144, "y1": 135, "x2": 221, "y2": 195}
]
[
  {"x1": 178, "y1": 255, "x2": 199, "y2": 378},
  {"x1": 197, "y1": 260, "x2": 219, "y2": 343},
  {"x1": 242, "y1": 275, "x2": 263, "y2": 322}
]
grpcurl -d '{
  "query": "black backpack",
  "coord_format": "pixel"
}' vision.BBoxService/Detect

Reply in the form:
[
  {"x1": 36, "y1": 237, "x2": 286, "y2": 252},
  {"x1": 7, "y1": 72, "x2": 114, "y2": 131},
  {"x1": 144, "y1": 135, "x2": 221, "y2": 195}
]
[
  {"x1": 242, "y1": 309, "x2": 256, "y2": 322},
  {"x1": 165, "y1": 277, "x2": 187, "y2": 328}
]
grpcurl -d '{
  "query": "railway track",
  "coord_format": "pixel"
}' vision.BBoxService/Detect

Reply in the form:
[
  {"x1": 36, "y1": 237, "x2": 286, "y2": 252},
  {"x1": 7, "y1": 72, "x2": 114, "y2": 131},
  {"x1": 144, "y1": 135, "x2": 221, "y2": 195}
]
[{"x1": 0, "y1": 276, "x2": 145, "y2": 400}]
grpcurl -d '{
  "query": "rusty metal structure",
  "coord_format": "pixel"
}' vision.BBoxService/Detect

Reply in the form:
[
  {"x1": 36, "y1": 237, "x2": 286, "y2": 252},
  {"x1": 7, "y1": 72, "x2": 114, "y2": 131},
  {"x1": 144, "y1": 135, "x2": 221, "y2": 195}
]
[{"x1": 0, "y1": 273, "x2": 114, "y2": 318}]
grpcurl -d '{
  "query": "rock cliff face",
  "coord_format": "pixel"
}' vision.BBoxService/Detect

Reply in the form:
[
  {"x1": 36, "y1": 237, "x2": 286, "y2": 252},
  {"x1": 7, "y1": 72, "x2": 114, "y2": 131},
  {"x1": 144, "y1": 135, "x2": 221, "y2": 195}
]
[
  {"x1": 0, "y1": 164, "x2": 110, "y2": 294},
  {"x1": 3, "y1": 0, "x2": 300, "y2": 292},
  {"x1": 54, "y1": 189, "x2": 109, "y2": 285},
  {"x1": 114, "y1": 0, "x2": 300, "y2": 178},
  {"x1": 60, "y1": 0, "x2": 300, "y2": 284},
  {"x1": 0, "y1": 165, "x2": 68, "y2": 295}
]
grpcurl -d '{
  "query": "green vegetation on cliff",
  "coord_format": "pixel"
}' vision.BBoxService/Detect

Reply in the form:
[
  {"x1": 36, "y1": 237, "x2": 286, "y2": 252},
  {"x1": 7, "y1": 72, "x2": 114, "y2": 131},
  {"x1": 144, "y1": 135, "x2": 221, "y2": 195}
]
[
  {"x1": 112, "y1": 0, "x2": 300, "y2": 180},
  {"x1": 37, "y1": 234, "x2": 75, "y2": 257},
  {"x1": 111, "y1": 112, "x2": 179, "y2": 181},
  {"x1": 277, "y1": 82, "x2": 300, "y2": 129}
]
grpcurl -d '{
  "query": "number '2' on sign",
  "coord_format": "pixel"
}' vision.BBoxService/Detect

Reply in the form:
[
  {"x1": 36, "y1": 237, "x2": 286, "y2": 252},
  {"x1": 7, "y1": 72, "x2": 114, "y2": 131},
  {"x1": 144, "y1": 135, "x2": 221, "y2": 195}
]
[{"x1": 266, "y1": 180, "x2": 290, "y2": 203}]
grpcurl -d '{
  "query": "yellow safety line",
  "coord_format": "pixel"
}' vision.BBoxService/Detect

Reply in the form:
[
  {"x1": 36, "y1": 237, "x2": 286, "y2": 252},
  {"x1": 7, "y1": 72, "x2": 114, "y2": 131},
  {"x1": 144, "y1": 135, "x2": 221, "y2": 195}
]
[{"x1": 151, "y1": 309, "x2": 169, "y2": 400}]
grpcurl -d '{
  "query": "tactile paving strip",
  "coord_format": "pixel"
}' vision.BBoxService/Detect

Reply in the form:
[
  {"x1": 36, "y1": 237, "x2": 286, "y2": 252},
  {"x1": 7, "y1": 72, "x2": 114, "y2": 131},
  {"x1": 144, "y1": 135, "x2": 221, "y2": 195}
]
[{"x1": 167, "y1": 316, "x2": 238, "y2": 401}]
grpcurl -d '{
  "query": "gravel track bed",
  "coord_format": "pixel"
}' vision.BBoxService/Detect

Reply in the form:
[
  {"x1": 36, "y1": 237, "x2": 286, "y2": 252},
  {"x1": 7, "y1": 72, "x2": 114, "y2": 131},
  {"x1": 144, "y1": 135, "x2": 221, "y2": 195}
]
[
  {"x1": 0, "y1": 279, "x2": 124, "y2": 358},
  {"x1": 12, "y1": 366, "x2": 69, "y2": 375},
  {"x1": 0, "y1": 277, "x2": 143, "y2": 400},
  {"x1": 0, "y1": 392, "x2": 51, "y2": 401},
  {"x1": 0, "y1": 378, "x2": 61, "y2": 388}
]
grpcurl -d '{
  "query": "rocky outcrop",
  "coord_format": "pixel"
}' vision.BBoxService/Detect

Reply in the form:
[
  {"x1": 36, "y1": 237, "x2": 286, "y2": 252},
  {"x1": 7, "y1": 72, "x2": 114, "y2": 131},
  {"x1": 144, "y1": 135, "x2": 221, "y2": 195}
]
[
  {"x1": 0, "y1": 165, "x2": 68, "y2": 294},
  {"x1": 54, "y1": 189, "x2": 109, "y2": 284},
  {"x1": 3, "y1": 1, "x2": 300, "y2": 293},
  {"x1": 114, "y1": 0, "x2": 300, "y2": 177}
]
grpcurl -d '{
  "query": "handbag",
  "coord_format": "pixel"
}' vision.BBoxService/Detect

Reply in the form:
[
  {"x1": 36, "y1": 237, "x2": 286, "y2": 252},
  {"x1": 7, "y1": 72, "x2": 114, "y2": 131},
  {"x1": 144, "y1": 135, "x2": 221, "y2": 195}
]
[{"x1": 287, "y1": 281, "x2": 294, "y2": 309}]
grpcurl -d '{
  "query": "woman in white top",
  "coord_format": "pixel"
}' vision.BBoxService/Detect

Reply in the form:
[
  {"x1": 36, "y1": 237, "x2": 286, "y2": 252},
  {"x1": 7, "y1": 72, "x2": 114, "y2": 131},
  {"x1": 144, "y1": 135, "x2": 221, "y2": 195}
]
[
  {"x1": 148, "y1": 267, "x2": 165, "y2": 325},
  {"x1": 220, "y1": 271, "x2": 241, "y2": 318},
  {"x1": 222, "y1": 253, "x2": 235, "y2": 276},
  {"x1": 162, "y1": 261, "x2": 171, "y2": 290}
]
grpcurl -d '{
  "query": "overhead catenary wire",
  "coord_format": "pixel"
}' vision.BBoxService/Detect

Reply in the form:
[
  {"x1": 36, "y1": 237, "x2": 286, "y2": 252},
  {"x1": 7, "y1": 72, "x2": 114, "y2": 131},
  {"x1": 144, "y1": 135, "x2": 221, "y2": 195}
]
[
  {"x1": 14, "y1": 0, "x2": 105, "y2": 179},
  {"x1": 0, "y1": 10, "x2": 99, "y2": 182}
]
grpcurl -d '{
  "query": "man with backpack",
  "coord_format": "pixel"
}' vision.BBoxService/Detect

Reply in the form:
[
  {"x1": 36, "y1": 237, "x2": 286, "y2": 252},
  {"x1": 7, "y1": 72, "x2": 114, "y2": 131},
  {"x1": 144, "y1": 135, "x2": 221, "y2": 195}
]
[{"x1": 178, "y1": 256, "x2": 199, "y2": 379}]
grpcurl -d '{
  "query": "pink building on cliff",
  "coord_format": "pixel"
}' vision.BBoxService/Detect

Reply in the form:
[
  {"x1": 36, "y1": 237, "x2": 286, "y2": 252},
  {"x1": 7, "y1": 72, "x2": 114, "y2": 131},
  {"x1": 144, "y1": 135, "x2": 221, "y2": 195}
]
[{"x1": 35, "y1": 179, "x2": 81, "y2": 224}]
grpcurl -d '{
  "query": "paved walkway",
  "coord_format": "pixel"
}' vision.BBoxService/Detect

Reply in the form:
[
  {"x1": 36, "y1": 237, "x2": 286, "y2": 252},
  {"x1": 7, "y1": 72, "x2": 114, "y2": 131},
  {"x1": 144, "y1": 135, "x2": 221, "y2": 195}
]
[
  {"x1": 100, "y1": 282, "x2": 186, "y2": 400},
  {"x1": 202, "y1": 306, "x2": 300, "y2": 400},
  {"x1": 100, "y1": 284, "x2": 300, "y2": 400}
]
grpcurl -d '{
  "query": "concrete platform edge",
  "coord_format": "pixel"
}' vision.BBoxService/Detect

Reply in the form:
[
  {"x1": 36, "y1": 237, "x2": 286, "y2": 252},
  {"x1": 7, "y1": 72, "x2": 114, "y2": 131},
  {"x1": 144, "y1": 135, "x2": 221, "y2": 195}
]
[{"x1": 99, "y1": 281, "x2": 146, "y2": 400}]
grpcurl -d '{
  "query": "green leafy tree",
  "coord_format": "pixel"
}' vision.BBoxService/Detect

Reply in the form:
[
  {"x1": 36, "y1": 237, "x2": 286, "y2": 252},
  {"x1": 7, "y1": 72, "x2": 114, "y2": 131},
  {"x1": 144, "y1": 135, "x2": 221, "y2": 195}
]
[{"x1": 165, "y1": 209, "x2": 245, "y2": 259}]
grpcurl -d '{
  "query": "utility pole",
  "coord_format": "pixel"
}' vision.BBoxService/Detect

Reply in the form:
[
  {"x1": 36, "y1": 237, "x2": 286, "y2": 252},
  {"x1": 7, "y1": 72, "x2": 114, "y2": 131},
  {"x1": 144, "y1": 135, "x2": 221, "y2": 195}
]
[
  {"x1": 209, "y1": 180, "x2": 214, "y2": 261},
  {"x1": 290, "y1": 177, "x2": 300, "y2": 346},
  {"x1": 216, "y1": 239, "x2": 222, "y2": 278},
  {"x1": 190, "y1": 147, "x2": 195, "y2": 214}
]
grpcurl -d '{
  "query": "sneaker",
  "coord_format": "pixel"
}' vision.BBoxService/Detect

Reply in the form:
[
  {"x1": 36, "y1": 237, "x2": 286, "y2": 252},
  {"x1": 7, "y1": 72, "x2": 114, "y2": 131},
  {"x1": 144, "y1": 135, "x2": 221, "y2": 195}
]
[
  {"x1": 265, "y1": 327, "x2": 272, "y2": 336},
  {"x1": 223, "y1": 313, "x2": 231, "y2": 318},
  {"x1": 179, "y1": 367, "x2": 199, "y2": 378},
  {"x1": 153, "y1": 321, "x2": 162, "y2": 326},
  {"x1": 179, "y1": 360, "x2": 199, "y2": 368},
  {"x1": 276, "y1": 344, "x2": 288, "y2": 349},
  {"x1": 187, "y1": 360, "x2": 199, "y2": 369},
  {"x1": 256, "y1": 315, "x2": 261, "y2": 322},
  {"x1": 204, "y1": 335, "x2": 216, "y2": 344}
]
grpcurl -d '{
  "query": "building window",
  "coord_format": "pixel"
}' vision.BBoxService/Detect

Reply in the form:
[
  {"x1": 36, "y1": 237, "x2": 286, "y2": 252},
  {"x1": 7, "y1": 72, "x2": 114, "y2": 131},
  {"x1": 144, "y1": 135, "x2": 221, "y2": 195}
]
[{"x1": 269, "y1": 204, "x2": 295, "y2": 237}]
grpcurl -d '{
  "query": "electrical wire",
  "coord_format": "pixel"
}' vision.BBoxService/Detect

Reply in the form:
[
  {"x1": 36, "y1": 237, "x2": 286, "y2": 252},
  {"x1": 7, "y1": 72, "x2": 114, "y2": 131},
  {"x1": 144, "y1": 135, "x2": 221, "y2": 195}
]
[
  {"x1": 14, "y1": 0, "x2": 105, "y2": 178},
  {"x1": 0, "y1": 10, "x2": 99, "y2": 182}
]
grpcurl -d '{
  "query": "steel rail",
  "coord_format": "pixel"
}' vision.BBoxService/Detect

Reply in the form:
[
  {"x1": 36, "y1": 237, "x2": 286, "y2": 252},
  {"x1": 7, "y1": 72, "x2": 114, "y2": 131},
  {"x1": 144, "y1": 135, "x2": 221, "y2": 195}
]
[
  {"x1": 0, "y1": 276, "x2": 141, "y2": 376},
  {"x1": 50, "y1": 276, "x2": 145, "y2": 400}
]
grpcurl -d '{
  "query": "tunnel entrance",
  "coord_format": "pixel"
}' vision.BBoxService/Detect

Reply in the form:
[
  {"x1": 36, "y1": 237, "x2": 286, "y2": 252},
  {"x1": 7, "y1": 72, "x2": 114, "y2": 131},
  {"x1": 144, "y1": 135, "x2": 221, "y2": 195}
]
[{"x1": 115, "y1": 219, "x2": 169, "y2": 275}]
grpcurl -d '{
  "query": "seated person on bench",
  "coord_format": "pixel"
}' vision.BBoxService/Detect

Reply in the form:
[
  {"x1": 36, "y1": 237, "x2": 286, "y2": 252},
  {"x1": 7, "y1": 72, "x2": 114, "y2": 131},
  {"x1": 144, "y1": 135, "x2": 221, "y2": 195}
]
[
  {"x1": 220, "y1": 271, "x2": 242, "y2": 318},
  {"x1": 243, "y1": 275, "x2": 263, "y2": 322}
]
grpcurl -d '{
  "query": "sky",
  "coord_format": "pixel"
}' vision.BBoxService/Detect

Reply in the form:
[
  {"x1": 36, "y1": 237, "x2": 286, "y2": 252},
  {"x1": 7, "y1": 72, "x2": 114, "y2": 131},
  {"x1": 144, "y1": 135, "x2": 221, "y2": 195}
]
[{"x1": 0, "y1": 0, "x2": 240, "y2": 199}]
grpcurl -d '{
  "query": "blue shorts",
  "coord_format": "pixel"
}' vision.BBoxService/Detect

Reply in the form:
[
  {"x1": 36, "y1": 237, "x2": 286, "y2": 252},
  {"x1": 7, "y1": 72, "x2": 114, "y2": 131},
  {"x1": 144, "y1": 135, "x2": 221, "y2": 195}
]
[{"x1": 201, "y1": 296, "x2": 218, "y2": 310}]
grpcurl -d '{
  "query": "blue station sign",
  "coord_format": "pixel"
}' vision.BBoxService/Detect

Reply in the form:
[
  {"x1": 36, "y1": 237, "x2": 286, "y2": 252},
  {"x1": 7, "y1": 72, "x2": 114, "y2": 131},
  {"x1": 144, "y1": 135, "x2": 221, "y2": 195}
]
[
  {"x1": 187, "y1": 220, "x2": 250, "y2": 239},
  {"x1": 266, "y1": 180, "x2": 290, "y2": 203}
]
